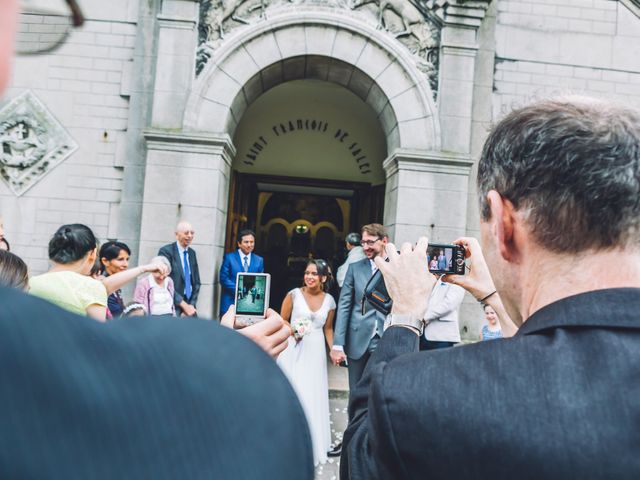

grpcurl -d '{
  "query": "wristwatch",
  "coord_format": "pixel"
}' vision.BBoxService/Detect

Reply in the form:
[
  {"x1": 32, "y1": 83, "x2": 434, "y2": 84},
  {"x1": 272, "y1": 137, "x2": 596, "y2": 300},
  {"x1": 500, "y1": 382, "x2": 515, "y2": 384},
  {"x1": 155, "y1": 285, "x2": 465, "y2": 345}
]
[{"x1": 384, "y1": 314, "x2": 425, "y2": 336}]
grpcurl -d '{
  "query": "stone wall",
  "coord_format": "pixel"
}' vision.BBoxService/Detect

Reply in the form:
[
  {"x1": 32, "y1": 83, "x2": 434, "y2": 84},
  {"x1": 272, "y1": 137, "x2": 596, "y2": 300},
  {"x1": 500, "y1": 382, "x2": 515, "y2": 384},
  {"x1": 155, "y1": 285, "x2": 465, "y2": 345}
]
[
  {"x1": 1, "y1": 0, "x2": 639, "y2": 327},
  {"x1": 494, "y1": 0, "x2": 640, "y2": 116},
  {"x1": 459, "y1": 0, "x2": 640, "y2": 341},
  {"x1": 1, "y1": 1, "x2": 138, "y2": 273}
]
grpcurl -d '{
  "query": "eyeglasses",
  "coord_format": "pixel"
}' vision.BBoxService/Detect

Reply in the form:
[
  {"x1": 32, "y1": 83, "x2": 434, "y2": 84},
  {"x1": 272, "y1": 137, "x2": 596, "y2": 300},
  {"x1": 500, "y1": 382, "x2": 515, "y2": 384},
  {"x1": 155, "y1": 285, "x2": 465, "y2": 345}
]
[
  {"x1": 16, "y1": 0, "x2": 85, "y2": 55},
  {"x1": 361, "y1": 238, "x2": 381, "y2": 247}
]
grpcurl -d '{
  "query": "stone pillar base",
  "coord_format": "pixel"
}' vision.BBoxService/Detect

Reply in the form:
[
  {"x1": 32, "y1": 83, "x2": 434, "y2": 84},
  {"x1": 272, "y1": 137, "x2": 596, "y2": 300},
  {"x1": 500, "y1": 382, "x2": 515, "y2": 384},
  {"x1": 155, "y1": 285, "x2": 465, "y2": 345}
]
[
  {"x1": 141, "y1": 130, "x2": 235, "y2": 318},
  {"x1": 383, "y1": 149, "x2": 473, "y2": 245}
]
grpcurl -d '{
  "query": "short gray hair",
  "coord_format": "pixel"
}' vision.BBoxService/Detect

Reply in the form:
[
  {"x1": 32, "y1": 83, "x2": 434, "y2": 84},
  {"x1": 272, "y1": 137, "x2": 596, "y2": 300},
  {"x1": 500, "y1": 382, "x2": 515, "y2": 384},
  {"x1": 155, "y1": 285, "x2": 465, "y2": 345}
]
[
  {"x1": 345, "y1": 232, "x2": 361, "y2": 247},
  {"x1": 478, "y1": 96, "x2": 640, "y2": 253},
  {"x1": 151, "y1": 255, "x2": 171, "y2": 274}
]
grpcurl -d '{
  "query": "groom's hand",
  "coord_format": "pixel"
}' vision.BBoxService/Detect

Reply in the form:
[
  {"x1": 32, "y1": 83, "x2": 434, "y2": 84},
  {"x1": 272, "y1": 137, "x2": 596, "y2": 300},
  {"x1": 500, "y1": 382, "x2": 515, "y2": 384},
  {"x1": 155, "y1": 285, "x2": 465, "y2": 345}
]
[{"x1": 330, "y1": 349, "x2": 347, "y2": 366}]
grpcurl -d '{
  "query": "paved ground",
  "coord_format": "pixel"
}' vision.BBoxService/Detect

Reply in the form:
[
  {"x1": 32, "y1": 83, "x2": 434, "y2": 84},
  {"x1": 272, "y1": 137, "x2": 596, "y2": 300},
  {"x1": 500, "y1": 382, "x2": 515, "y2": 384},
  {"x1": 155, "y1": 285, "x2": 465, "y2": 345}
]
[{"x1": 314, "y1": 362, "x2": 349, "y2": 480}]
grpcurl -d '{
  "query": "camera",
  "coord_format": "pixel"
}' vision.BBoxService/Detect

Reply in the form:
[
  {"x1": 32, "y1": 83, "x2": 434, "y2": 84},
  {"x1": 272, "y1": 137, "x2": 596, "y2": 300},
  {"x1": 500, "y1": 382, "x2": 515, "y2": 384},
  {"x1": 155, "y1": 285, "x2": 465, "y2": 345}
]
[
  {"x1": 427, "y1": 243, "x2": 466, "y2": 275},
  {"x1": 362, "y1": 243, "x2": 465, "y2": 316},
  {"x1": 234, "y1": 272, "x2": 271, "y2": 327}
]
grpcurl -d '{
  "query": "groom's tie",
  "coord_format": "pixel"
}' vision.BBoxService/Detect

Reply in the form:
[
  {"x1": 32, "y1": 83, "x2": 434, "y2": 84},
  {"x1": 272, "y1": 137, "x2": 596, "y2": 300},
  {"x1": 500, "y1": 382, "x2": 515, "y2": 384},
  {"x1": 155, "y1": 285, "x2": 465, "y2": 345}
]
[{"x1": 183, "y1": 250, "x2": 192, "y2": 300}]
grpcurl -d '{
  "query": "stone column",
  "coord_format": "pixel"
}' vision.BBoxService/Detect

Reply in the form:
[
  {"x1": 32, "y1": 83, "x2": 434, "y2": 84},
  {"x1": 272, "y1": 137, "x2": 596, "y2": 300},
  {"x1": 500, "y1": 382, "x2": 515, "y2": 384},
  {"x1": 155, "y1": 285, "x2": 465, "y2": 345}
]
[
  {"x1": 383, "y1": 149, "x2": 473, "y2": 245},
  {"x1": 438, "y1": 3, "x2": 491, "y2": 154},
  {"x1": 151, "y1": 0, "x2": 199, "y2": 129},
  {"x1": 140, "y1": 131, "x2": 236, "y2": 319}
]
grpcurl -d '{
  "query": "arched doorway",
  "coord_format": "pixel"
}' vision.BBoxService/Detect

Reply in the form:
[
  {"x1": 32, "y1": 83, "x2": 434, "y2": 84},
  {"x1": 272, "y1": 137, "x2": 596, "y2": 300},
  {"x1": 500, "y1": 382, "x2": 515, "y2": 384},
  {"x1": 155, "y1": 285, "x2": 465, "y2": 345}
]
[
  {"x1": 227, "y1": 79, "x2": 387, "y2": 308},
  {"x1": 159, "y1": 12, "x2": 442, "y2": 316}
]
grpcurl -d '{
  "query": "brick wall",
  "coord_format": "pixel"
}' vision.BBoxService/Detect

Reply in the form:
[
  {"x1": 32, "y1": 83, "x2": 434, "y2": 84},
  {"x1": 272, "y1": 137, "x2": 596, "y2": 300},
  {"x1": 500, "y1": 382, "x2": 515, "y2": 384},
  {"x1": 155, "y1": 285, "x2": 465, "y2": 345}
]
[
  {"x1": 493, "y1": 0, "x2": 640, "y2": 118},
  {"x1": 1, "y1": 12, "x2": 137, "y2": 273}
]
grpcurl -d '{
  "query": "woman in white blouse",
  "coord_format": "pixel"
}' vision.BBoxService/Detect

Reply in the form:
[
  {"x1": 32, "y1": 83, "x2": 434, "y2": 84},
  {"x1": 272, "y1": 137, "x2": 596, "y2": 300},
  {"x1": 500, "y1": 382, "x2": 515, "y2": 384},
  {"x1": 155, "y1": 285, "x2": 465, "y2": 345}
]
[{"x1": 133, "y1": 256, "x2": 176, "y2": 317}]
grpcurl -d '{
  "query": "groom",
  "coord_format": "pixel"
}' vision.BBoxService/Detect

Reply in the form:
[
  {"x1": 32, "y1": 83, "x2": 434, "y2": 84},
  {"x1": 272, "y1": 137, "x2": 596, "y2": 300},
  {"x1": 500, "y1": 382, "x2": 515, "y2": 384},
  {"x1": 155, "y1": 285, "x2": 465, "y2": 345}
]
[
  {"x1": 219, "y1": 229, "x2": 264, "y2": 316},
  {"x1": 329, "y1": 224, "x2": 389, "y2": 455}
]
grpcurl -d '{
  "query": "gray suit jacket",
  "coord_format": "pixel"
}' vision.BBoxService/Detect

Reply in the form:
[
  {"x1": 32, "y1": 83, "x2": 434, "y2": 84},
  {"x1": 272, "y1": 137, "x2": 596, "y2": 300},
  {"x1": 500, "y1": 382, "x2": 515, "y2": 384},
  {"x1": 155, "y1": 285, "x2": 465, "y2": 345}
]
[
  {"x1": 341, "y1": 288, "x2": 640, "y2": 479},
  {"x1": 333, "y1": 258, "x2": 386, "y2": 360}
]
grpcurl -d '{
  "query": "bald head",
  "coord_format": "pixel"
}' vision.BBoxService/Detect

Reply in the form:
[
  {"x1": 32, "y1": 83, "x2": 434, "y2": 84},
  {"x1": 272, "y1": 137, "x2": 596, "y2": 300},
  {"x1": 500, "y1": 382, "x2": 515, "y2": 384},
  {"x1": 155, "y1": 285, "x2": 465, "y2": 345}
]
[{"x1": 175, "y1": 221, "x2": 194, "y2": 248}]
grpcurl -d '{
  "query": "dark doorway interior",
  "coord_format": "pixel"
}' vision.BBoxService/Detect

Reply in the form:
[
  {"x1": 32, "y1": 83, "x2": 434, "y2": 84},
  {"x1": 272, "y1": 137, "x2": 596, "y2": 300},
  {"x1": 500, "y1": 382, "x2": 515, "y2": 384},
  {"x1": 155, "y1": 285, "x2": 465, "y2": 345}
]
[{"x1": 226, "y1": 173, "x2": 384, "y2": 311}]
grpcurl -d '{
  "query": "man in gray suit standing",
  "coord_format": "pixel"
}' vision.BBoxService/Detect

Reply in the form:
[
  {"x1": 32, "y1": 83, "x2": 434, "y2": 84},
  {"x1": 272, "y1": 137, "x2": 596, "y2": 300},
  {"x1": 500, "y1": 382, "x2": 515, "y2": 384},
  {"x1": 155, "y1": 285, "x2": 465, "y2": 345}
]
[{"x1": 331, "y1": 223, "x2": 388, "y2": 390}]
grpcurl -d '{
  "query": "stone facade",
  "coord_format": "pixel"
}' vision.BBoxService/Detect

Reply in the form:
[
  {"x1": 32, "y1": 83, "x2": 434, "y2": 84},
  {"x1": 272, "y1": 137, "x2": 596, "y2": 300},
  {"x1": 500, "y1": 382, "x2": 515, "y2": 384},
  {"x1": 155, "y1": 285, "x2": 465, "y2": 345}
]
[{"x1": 1, "y1": 0, "x2": 639, "y2": 338}]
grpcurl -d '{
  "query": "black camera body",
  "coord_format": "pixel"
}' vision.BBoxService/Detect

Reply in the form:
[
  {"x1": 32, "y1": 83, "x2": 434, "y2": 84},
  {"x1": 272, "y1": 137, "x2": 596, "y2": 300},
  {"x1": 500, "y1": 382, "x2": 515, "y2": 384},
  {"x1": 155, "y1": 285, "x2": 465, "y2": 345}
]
[
  {"x1": 362, "y1": 244, "x2": 465, "y2": 316},
  {"x1": 427, "y1": 243, "x2": 466, "y2": 275}
]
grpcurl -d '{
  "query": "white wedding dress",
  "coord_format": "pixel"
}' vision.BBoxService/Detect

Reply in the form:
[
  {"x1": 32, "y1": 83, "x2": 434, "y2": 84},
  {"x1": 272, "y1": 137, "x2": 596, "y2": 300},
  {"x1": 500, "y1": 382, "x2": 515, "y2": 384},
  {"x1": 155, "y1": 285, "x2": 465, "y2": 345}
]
[{"x1": 277, "y1": 288, "x2": 335, "y2": 466}]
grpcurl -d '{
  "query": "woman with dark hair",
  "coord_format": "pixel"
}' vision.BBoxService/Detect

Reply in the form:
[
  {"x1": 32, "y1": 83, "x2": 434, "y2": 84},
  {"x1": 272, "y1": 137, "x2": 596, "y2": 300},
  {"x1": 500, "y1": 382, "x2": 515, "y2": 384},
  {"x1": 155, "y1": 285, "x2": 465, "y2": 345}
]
[
  {"x1": 99, "y1": 241, "x2": 131, "y2": 317},
  {"x1": 29, "y1": 224, "x2": 108, "y2": 320},
  {"x1": 0, "y1": 250, "x2": 28, "y2": 290},
  {"x1": 29, "y1": 224, "x2": 168, "y2": 321},
  {"x1": 276, "y1": 258, "x2": 336, "y2": 466}
]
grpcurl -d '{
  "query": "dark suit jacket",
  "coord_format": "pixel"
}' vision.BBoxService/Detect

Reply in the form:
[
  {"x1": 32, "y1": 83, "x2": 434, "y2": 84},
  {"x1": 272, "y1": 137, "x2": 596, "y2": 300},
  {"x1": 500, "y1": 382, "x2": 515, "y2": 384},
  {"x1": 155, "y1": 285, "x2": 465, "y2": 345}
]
[
  {"x1": 341, "y1": 288, "x2": 640, "y2": 479},
  {"x1": 333, "y1": 258, "x2": 386, "y2": 360},
  {"x1": 219, "y1": 251, "x2": 264, "y2": 316},
  {"x1": 0, "y1": 287, "x2": 313, "y2": 479},
  {"x1": 158, "y1": 242, "x2": 201, "y2": 312}
]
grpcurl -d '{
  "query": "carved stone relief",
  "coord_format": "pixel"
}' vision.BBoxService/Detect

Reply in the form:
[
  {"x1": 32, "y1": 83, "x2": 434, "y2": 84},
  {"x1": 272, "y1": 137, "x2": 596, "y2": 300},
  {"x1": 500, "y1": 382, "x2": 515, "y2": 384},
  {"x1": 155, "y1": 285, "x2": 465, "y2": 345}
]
[
  {"x1": 0, "y1": 91, "x2": 78, "y2": 196},
  {"x1": 197, "y1": 0, "x2": 445, "y2": 95}
]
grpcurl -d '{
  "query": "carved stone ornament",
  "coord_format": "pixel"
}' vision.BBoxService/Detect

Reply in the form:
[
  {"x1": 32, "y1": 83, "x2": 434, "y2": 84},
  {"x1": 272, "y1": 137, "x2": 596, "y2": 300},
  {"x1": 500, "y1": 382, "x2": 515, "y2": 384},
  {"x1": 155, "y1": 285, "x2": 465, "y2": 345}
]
[
  {"x1": 0, "y1": 90, "x2": 78, "y2": 196},
  {"x1": 197, "y1": 0, "x2": 462, "y2": 94}
]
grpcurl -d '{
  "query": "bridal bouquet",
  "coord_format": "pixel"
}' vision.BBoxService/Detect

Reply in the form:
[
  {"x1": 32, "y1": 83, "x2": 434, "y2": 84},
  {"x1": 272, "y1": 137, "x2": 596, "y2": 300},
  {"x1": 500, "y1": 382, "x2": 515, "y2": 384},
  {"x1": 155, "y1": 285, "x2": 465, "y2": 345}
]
[{"x1": 291, "y1": 316, "x2": 312, "y2": 343}]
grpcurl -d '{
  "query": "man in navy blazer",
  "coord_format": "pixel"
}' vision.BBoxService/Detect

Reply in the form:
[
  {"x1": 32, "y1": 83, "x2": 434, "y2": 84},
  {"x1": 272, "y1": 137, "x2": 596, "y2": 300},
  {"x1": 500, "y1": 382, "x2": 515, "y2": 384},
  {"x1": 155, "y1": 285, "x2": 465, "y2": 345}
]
[
  {"x1": 0, "y1": 9, "x2": 309, "y2": 477},
  {"x1": 341, "y1": 97, "x2": 640, "y2": 478},
  {"x1": 219, "y1": 229, "x2": 264, "y2": 316},
  {"x1": 158, "y1": 221, "x2": 201, "y2": 316},
  {"x1": 0, "y1": 288, "x2": 311, "y2": 479}
]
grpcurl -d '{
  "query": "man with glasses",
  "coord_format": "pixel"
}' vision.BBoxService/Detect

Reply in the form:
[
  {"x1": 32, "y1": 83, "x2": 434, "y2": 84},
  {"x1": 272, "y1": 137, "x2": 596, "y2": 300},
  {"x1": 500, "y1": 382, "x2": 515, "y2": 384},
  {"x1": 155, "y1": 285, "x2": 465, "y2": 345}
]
[{"x1": 329, "y1": 223, "x2": 389, "y2": 456}]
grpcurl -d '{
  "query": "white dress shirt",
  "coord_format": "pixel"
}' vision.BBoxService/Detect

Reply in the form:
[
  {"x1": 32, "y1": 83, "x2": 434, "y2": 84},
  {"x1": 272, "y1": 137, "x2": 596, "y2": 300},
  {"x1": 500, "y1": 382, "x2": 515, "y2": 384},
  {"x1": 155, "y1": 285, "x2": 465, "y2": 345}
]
[{"x1": 238, "y1": 249, "x2": 252, "y2": 270}]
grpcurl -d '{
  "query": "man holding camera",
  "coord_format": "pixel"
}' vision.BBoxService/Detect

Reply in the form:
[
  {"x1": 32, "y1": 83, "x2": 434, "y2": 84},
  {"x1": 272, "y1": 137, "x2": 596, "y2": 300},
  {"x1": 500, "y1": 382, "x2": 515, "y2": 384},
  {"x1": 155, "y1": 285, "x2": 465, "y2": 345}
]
[{"x1": 341, "y1": 97, "x2": 640, "y2": 478}]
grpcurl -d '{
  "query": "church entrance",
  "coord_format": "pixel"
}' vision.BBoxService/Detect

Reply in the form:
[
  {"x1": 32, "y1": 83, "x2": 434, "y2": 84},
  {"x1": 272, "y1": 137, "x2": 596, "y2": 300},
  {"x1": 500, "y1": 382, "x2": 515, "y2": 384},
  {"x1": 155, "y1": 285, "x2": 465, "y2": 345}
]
[
  {"x1": 226, "y1": 173, "x2": 384, "y2": 310},
  {"x1": 225, "y1": 79, "x2": 387, "y2": 310}
]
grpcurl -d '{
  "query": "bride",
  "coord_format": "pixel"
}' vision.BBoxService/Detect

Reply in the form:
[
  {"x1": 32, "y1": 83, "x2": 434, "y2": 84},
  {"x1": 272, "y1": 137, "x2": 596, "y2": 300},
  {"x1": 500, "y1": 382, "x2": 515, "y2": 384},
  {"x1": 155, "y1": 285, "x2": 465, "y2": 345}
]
[{"x1": 277, "y1": 259, "x2": 336, "y2": 466}]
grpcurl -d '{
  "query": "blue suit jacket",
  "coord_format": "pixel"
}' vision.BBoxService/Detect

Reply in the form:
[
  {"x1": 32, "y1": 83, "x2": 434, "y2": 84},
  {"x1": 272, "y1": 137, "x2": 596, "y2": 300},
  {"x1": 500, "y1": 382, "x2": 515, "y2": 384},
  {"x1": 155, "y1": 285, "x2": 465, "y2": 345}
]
[
  {"x1": 0, "y1": 287, "x2": 313, "y2": 479},
  {"x1": 219, "y1": 251, "x2": 264, "y2": 316}
]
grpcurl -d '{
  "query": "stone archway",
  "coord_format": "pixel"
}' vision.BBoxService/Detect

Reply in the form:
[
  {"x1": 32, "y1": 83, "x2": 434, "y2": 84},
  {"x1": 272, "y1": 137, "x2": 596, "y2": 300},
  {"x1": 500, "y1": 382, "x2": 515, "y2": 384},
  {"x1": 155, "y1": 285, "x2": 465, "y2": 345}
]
[
  {"x1": 138, "y1": 2, "x2": 487, "y2": 317},
  {"x1": 184, "y1": 10, "x2": 440, "y2": 152}
]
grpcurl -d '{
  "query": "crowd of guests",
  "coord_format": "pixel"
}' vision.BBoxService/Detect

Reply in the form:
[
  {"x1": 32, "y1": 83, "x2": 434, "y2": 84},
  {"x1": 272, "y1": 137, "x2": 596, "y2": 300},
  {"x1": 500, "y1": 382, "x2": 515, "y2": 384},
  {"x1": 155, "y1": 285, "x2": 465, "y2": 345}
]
[
  {"x1": 2, "y1": 3, "x2": 639, "y2": 476},
  {"x1": 0, "y1": 221, "x2": 200, "y2": 321},
  {"x1": 0, "y1": 215, "x2": 503, "y2": 468}
]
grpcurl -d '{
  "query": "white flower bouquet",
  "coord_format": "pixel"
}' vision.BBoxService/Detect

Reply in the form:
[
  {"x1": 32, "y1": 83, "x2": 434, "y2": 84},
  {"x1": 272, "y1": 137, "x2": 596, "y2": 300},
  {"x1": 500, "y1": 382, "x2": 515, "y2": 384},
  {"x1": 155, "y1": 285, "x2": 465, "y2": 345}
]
[{"x1": 291, "y1": 316, "x2": 312, "y2": 342}]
